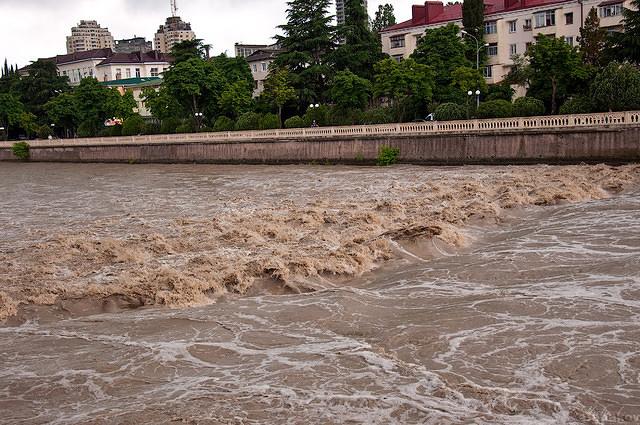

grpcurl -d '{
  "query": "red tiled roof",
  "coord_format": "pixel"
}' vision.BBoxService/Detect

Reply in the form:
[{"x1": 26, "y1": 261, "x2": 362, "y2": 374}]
[
  {"x1": 55, "y1": 48, "x2": 114, "y2": 64},
  {"x1": 382, "y1": 0, "x2": 573, "y2": 32},
  {"x1": 97, "y1": 51, "x2": 172, "y2": 66}
]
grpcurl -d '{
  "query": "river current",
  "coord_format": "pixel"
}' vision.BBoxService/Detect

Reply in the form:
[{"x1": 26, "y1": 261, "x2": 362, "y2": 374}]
[{"x1": 0, "y1": 163, "x2": 639, "y2": 424}]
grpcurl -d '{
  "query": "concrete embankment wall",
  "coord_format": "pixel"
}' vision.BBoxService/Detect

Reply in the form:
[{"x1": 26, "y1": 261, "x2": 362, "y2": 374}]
[{"x1": 1, "y1": 127, "x2": 639, "y2": 165}]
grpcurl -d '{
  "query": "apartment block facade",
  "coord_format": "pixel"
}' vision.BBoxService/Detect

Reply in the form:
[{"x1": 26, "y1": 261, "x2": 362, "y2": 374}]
[
  {"x1": 380, "y1": 0, "x2": 630, "y2": 84},
  {"x1": 246, "y1": 49, "x2": 284, "y2": 96},
  {"x1": 114, "y1": 37, "x2": 153, "y2": 54},
  {"x1": 154, "y1": 16, "x2": 196, "y2": 53},
  {"x1": 66, "y1": 20, "x2": 115, "y2": 54}
]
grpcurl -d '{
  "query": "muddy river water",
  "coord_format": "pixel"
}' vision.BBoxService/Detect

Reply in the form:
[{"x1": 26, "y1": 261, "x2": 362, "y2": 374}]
[{"x1": 1, "y1": 163, "x2": 639, "y2": 424}]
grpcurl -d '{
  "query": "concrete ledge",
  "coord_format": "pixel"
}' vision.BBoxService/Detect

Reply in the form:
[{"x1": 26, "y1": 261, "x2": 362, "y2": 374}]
[{"x1": 1, "y1": 126, "x2": 639, "y2": 165}]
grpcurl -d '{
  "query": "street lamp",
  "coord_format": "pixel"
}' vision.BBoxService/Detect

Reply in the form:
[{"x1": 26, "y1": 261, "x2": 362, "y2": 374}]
[
  {"x1": 467, "y1": 89, "x2": 482, "y2": 109},
  {"x1": 194, "y1": 112, "x2": 204, "y2": 130},
  {"x1": 460, "y1": 30, "x2": 489, "y2": 71}
]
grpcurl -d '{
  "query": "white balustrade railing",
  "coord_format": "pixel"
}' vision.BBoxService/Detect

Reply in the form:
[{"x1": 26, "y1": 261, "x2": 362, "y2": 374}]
[{"x1": 2, "y1": 110, "x2": 639, "y2": 149}]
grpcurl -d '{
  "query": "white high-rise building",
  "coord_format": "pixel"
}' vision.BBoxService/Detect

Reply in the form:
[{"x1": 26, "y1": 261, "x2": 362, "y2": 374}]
[
  {"x1": 336, "y1": 0, "x2": 369, "y2": 26},
  {"x1": 66, "y1": 20, "x2": 115, "y2": 54},
  {"x1": 154, "y1": 16, "x2": 196, "y2": 53}
]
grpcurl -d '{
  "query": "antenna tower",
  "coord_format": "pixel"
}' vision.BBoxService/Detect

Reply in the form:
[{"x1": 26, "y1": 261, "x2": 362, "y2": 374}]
[{"x1": 171, "y1": 0, "x2": 178, "y2": 17}]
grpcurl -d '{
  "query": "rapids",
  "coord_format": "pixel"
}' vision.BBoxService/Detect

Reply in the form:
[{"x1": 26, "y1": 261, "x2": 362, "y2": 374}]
[{"x1": 1, "y1": 163, "x2": 639, "y2": 424}]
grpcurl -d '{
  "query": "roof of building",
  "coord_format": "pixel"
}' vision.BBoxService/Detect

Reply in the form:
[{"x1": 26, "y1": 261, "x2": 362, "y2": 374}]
[
  {"x1": 100, "y1": 77, "x2": 163, "y2": 87},
  {"x1": 55, "y1": 48, "x2": 114, "y2": 65},
  {"x1": 97, "y1": 51, "x2": 173, "y2": 66},
  {"x1": 246, "y1": 49, "x2": 284, "y2": 62},
  {"x1": 381, "y1": 0, "x2": 574, "y2": 33}
]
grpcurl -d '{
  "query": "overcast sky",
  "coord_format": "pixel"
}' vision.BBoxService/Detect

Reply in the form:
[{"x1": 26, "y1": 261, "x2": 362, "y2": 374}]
[{"x1": 0, "y1": 0, "x2": 420, "y2": 67}]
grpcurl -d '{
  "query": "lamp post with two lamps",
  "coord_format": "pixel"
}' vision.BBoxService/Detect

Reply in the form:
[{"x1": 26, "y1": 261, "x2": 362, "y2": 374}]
[
  {"x1": 194, "y1": 112, "x2": 204, "y2": 131},
  {"x1": 308, "y1": 103, "x2": 320, "y2": 127}
]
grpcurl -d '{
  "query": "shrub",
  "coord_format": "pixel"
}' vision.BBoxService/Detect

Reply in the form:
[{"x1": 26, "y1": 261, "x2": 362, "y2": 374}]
[
  {"x1": 284, "y1": 115, "x2": 306, "y2": 128},
  {"x1": 328, "y1": 107, "x2": 362, "y2": 126},
  {"x1": 303, "y1": 105, "x2": 330, "y2": 127},
  {"x1": 213, "y1": 116, "x2": 235, "y2": 132},
  {"x1": 160, "y1": 117, "x2": 181, "y2": 134},
  {"x1": 434, "y1": 103, "x2": 467, "y2": 121},
  {"x1": 477, "y1": 100, "x2": 513, "y2": 119},
  {"x1": 37, "y1": 125, "x2": 52, "y2": 140},
  {"x1": 559, "y1": 96, "x2": 593, "y2": 115},
  {"x1": 377, "y1": 146, "x2": 400, "y2": 166},
  {"x1": 101, "y1": 125, "x2": 122, "y2": 137},
  {"x1": 11, "y1": 142, "x2": 29, "y2": 160},
  {"x1": 360, "y1": 107, "x2": 394, "y2": 124},
  {"x1": 176, "y1": 121, "x2": 195, "y2": 134},
  {"x1": 513, "y1": 97, "x2": 545, "y2": 117},
  {"x1": 121, "y1": 115, "x2": 145, "y2": 136},
  {"x1": 235, "y1": 112, "x2": 261, "y2": 131},
  {"x1": 486, "y1": 82, "x2": 515, "y2": 102},
  {"x1": 259, "y1": 113, "x2": 280, "y2": 130},
  {"x1": 144, "y1": 122, "x2": 161, "y2": 135},
  {"x1": 77, "y1": 120, "x2": 98, "y2": 138}
]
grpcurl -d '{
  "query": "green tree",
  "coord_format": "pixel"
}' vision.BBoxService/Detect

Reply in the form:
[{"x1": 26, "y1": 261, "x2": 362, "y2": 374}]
[
  {"x1": 331, "y1": 0, "x2": 383, "y2": 80},
  {"x1": 170, "y1": 39, "x2": 208, "y2": 63},
  {"x1": 373, "y1": 58, "x2": 435, "y2": 121},
  {"x1": 44, "y1": 93, "x2": 79, "y2": 137},
  {"x1": 275, "y1": 0, "x2": 336, "y2": 106},
  {"x1": 580, "y1": 8, "x2": 607, "y2": 67},
  {"x1": 609, "y1": 0, "x2": 640, "y2": 64},
  {"x1": 411, "y1": 24, "x2": 473, "y2": 103},
  {"x1": 210, "y1": 54, "x2": 254, "y2": 87},
  {"x1": 329, "y1": 70, "x2": 372, "y2": 110},
  {"x1": 526, "y1": 35, "x2": 588, "y2": 114},
  {"x1": 141, "y1": 86, "x2": 184, "y2": 122},
  {"x1": 262, "y1": 68, "x2": 298, "y2": 124},
  {"x1": 462, "y1": 0, "x2": 485, "y2": 43},
  {"x1": 72, "y1": 78, "x2": 136, "y2": 136},
  {"x1": 372, "y1": 4, "x2": 396, "y2": 35},
  {"x1": 0, "y1": 93, "x2": 25, "y2": 140},
  {"x1": 218, "y1": 80, "x2": 254, "y2": 119},
  {"x1": 450, "y1": 66, "x2": 488, "y2": 98},
  {"x1": 590, "y1": 62, "x2": 640, "y2": 112},
  {"x1": 13, "y1": 60, "x2": 68, "y2": 122},
  {"x1": 121, "y1": 114, "x2": 145, "y2": 136}
]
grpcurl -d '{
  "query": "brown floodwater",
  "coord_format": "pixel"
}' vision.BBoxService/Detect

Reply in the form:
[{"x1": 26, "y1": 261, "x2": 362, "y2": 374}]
[{"x1": 1, "y1": 163, "x2": 639, "y2": 424}]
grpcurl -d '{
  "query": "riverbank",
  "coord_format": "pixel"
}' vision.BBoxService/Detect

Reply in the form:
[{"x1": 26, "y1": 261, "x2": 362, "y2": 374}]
[{"x1": 1, "y1": 163, "x2": 639, "y2": 321}]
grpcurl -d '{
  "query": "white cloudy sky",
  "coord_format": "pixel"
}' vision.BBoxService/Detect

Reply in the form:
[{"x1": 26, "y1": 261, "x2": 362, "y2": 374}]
[{"x1": 0, "y1": 0, "x2": 418, "y2": 67}]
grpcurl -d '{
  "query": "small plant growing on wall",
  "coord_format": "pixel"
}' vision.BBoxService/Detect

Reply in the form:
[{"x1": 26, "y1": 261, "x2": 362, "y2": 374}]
[
  {"x1": 377, "y1": 146, "x2": 400, "y2": 166},
  {"x1": 11, "y1": 142, "x2": 30, "y2": 161}
]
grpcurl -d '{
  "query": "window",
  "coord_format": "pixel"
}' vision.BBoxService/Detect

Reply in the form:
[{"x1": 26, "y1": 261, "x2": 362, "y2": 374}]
[
  {"x1": 487, "y1": 43, "x2": 498, "y2": 56},
  {"x1": 485, "y1": 21, "x2": 497, "y2": 34},
  {"x1": 115, "y1": 68, "x2": 122, "y2": 79},
  {"x1": 483, "y1": 65, "x2": 493, "y2": 78},
  {"x1": 565, "y1": 36, "x2": 574, "y2": 46},
  {"x1": 126, "y1": 68, "x2": 131, "y2": 78},
  {"x1": 390, "y1": 34, "x2": 406, "y2": 49},
  {"x1": 565, "y1": 12, "x2": 574, "y2": 25},
  {"x1": 535, "y1": 10, "x2": 556, "y2": 27},
  {"x1": 524, "y1": 18, "x2": 532, "y2": 31},
  {"x1": 150, "y1": 67, "x2": 159, "y2": 77},
  {"x1": 261, "y1": 62, "x2": 267, "y2": 72},
  {"x1": 392, "y1": 54, "x2": 404, "y2": 63},
  {"x1": 509, "y1": 20, "x2": 517, "y2": 33},
  {"x1": 600, "y1": 3, "x2": 623, "y2": 17},
  {"x1": 135, "y1": 68, "x2": 141, "y2": 78},
  {"x1": 510, "y1": 43, "x2": 517, "y2": 56},
  {"x1": 252, "y1": 64, "x2": 257, "y2": 72}
]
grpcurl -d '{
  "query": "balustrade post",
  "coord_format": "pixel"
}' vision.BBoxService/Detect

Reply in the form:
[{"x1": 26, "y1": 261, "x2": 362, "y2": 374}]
[{"x1": 624, "y1": 111, "x2": 632, "y2": 124}]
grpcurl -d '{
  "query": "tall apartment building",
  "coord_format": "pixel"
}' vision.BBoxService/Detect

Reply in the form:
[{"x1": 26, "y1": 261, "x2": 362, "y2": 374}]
[
  {"x1": 380, "y1": 0, "x2": 631, "y2": 85},
  {"x1": 336, "y1": 0, "x2": 368, "y2": 25},
  {"x1": 66, "y1": 20, "x2": 115, "y2": 54},
  {"x1": 154, "y1": 16, "x2": 196, "y2": 53},
  {"x1": 114, "y1": 37, "x2": 153, "y2": 54}
]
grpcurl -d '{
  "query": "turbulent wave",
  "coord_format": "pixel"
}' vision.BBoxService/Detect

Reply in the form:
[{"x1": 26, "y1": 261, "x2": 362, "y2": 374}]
[{"x1": 1, "y1": 164, "x2": 639, "y2": 321}]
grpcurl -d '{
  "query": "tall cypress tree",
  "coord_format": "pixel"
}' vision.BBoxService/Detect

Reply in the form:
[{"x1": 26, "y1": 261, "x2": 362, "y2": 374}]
[
  {"x1": 580, "y1": 8, "x2": 607, "y2": 66},
  {"x1": 462, "y1": 0, "x2": 484, "y2": 42},
  {"x1": 2, "y1": 59, "x2": 8, "y2": 78},
  {"x1": 331, "y1": 0, "x2": 383, "y2": 81},
  {"x1": 275, "y1": 0, "x2": 336, "y2": 106},
  {"x1": 610, "y1": 0, "x2": 640, "y2": 64}
]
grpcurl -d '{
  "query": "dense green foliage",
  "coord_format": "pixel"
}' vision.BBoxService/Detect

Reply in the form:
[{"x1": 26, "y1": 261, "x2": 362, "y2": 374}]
[
  {"x1": 580, "y1": 8, "x2": 608, "y2": 67},
  {"x1": 462, "y1": 0, "x2": 485, "y2": 44},
  {"x1": 372, "y1": 4, "x2": 396, "y2": 35},
  {"x1": 376, "y1": 146, "x2": 400, "y2": 166},
  {"x1": 559, "y1": 96, "x2": 593, "y2": 115},
  {"x1": 329, "y1": 70, "x2": 371, "y2": 110},
  {"x1": 11, "y1": 141, "x2": 29, "y2": 160},
  {"x1": 609, "y1": 0, "x2": 640, "y2": 64},
  {"x1": 284, "y1": 115, "x2": 306, "y2": 128},
  {"x1": 259, "y1": 113, "x2": 281, "y2": 130},
  {"x1": 590, "y1": 62, "x2": 640, "y2": 112},
  {"x1": 121, "y1": 114, "x2": 145, "y2": 136},
  {"x1": 435, "y1": 103, "x2": 468, "y2": 121},
  {"x1": 235, "y1": 112, "x2": 261, "y2": 131},
  {"x1": 513, "y1": 97, "x2": 545, "y2": 117},
  {"x1": 213, "y1": 116, "x2": 235, "y2": 132},
  {"x1": 477, "y1": 100, "x2": 513, "y2": 119}
]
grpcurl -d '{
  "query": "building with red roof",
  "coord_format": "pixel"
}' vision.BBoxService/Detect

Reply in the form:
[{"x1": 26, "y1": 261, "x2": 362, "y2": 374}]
[{"x1": 380, "y1": 0, "x2": 630, "y2": 84}]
